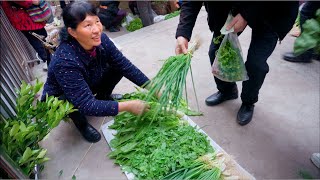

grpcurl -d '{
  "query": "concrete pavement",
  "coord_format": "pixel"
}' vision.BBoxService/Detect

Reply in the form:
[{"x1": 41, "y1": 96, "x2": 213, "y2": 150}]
[{"x1": 35, "y1": 8, "x2": 320, "y2": 179}]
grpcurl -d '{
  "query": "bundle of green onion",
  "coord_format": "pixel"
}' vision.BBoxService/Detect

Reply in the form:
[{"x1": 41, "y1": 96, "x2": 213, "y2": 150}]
[
  {"x1": 161, "y1": 153, "x2": 225, "y2": 180},
  {"x1": 143, "y1": 39, "x2": 201, "y2": 117}
]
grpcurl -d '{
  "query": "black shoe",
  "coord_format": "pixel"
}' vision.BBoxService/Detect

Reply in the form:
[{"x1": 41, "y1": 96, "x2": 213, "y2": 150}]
[
  {"x1": 70, "y1": 112, "x2": 101, "y2": 143},
  {"x1": 282, "y1": 52, "x2": 312, "y2": 63},
  {"x1": 205, "y1": 90, "x2": 238, "y2": 106},
  {"x1": 237, "y1": 104, "x2": 254, "y2": 126},
  {"x1": 109, "y1": 93, "x2": 123, "y2": 101},
  {"x1": 312, "y1": 53, "x2": 320, "y2": 61},
  {"x1": 79, "y1": 124, "x2": 101, "y2": 143}
]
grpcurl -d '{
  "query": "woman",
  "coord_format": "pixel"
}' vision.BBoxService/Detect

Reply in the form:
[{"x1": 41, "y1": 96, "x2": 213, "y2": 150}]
[
  {"x1": 2, "y1": 0, "x2": 51, "y2": 69},
  {"x1": 41, "y1": 1, "x2": 150, "y2": 143}
]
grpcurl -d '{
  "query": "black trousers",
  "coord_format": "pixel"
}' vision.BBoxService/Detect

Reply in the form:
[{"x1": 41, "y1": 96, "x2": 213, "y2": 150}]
[
  {"x1": 136, "y1": 1, "x2": 154, "y2": 27},
  {"x1": 22, "y1": 28, "x2": 51, "y2": 65},
  {"x1": 59, "y1": 67, "x2": 123, "y2": 129},
  {"x1": 209, "y1": 23, "x2": 278, "y2": 104}
]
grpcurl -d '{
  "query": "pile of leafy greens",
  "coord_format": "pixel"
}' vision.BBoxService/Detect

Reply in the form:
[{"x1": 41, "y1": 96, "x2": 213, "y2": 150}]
[
  {"x1": 213, "y1": 38, "x2": 247, "y2": 82},
  {"x1": 294, "y1": 9, "x2": 320, "y2": 55},
  {"x1": 126, "y1": 18, "x2": 143, "y2": 32},
  {"x1": 108, "y1": 91, "x2": 212, "y2": 179}
]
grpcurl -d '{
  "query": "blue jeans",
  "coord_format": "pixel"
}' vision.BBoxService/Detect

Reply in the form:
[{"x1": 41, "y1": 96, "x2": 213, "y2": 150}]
[{"x1": 209, "y1": 23, "x2": 278, "y2": 104}]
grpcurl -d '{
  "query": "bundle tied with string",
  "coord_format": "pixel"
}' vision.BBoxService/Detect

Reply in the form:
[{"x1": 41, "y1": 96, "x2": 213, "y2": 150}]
[{"x1": 143, "y1": 36, "x2": 202, "y2": 119}]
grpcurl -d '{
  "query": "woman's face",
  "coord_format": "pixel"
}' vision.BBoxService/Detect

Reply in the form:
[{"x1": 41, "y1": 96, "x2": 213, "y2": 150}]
[{"x1": 68, "y1": 15, "x2": 103, "y2": 50}]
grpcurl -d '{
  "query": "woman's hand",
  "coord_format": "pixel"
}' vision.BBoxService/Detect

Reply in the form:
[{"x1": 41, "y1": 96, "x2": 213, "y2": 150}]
[{"x1": 119, "y1": 100, "x2": 150, "y2": 115}]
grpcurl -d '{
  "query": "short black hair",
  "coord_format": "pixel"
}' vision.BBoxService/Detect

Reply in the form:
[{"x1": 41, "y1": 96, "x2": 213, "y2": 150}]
[
  {"x1": 60, "y1": 1, "x2": 98, "y2": 41},
  {"x1": 63, "y1": 1, "x2": 98, "y2": 29}
]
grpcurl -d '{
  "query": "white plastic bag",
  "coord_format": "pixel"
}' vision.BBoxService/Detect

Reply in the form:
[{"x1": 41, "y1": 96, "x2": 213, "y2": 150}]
[{"x1": 122, "y1": 13, "x2": 137, "y2": 27}]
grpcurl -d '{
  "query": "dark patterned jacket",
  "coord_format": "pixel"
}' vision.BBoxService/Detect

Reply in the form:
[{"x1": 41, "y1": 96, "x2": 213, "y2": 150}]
[{"x1": 42, "y1": 33, "x2": 149, "y2": 116}]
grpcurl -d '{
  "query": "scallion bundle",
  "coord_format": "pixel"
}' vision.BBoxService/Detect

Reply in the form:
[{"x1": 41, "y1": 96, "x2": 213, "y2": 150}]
[
  {"x1": 162, "y1": 153, "x2": 226, "y2": 180},
  {"x1": 144, "y1": 39, "x2": 201, "y2": 117}
]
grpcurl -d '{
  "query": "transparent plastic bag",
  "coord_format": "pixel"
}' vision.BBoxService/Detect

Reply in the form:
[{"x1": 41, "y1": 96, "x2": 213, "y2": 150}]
[
  {"x1": 121, "y1": 13, "x2": 137, "y2": 27},
  {"x1": 211, "y1": 14, "x2": 248, "y2": 82}
]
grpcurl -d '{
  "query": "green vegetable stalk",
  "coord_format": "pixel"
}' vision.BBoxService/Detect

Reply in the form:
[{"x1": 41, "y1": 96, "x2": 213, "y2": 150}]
[
  {"x1": 143, "y1": 40, "x2": 201, "y2": 118},
  {"x1": 162, "y1": 153, "x2": 228, "y2": 180}
]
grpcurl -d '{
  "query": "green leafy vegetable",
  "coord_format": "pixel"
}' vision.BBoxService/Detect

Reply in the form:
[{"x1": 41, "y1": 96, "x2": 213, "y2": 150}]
[
  {"x1": 0, "y1": 80, "x2": 75, "y2": 176},
  {"x1": 126, "y1": 18, "x2": 143, "y2": 32},
  {"x1": 212, "y1": 36, "x2": 247, "y2": 82},
  {"x1": 165, "y1": 10, "x2": 180, "y2": 20},
  {"x1": 108, "y1": 105, "x2": 213, "y2": 179},
  {"x1": 213, "y1": 34, "x2": 224, "y2": 45},
  {"x1": 294, "y1": 9, "x2": 320, "y2": 56}
]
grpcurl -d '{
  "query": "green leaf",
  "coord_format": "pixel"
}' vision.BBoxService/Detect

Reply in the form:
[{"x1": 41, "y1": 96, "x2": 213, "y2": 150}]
[
  {"x1": 37, "y1": 149, "x2": 47, "y2": 159},
  {"x1": 33, "y1": 79, "x2": 44, "y2": 94},
  {"x1": 9, "y1": 123, "x2": 20, "y2": 137},
  {"x1": 120, "y1": 143, "x2": 138, "y2": 153},
  {"x1": 32, "y1": 149, "x2": 41, "y2": 155},
  {"x1": 18, "y1": 95, "x2": 29, "y2": 107},
  {"x1": 25, "y1": 131, "x2": 40, "y2": 140},
  {"x1": 72, "y1": 175, "x2": 76, "y2": 180},
  {"x1": 19, "y1": 147, "x2": 33, "y2": 164},
  {"x1": 19, "y1": 122, "x2": 27, "y2": 132},
  {"x1": 37, "y1": 157, "x2": 50, "y2": 164}
]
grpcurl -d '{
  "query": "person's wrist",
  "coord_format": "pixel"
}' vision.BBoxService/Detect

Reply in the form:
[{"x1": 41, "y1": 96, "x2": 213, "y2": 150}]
[{"x1": 119, "y1": 101, "x2": 131, "y2": 113}]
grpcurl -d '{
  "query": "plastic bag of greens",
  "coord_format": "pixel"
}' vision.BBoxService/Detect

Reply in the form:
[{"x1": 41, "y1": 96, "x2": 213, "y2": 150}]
[{"x1": 211, "y1": 14, "x2": 248, "y2": 82}]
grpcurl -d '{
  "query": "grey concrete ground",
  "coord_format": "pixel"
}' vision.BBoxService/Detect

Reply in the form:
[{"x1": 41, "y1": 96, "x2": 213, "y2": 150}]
[{"x1": 33, "y1": 8, "x2": 320, "y2": 179}]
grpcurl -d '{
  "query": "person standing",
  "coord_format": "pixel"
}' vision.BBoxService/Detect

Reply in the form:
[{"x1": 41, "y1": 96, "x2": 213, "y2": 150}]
[
  {"x1": 2, "y1": 0, "x2": 51, "y2": 68},
  {"x1": 175, "y1": 2, "x2": 298, "y2": 125},
  {"x1": 136, "y1": 1, "x2": 154, "y2": 27}
]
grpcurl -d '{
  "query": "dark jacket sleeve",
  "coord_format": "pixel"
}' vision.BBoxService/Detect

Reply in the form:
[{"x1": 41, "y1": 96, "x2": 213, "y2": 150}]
[
  {"x1": 232, "y1": 2, "x2": 261, "y2": 30},
  {"x1": 101, "y1": 34, "x2": 150, "y2": 87},
  {"x1": 175, "y1": 1, "x2": 203, "y2": 41},
  {"x1": 233, "y1": 1, "x2": 298, "y2": 40}
]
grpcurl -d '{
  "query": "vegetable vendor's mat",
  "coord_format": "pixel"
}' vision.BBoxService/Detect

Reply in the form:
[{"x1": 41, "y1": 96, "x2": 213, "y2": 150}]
[{"x1": 102, "y1": 115, "x2": 255, "y2": 180}]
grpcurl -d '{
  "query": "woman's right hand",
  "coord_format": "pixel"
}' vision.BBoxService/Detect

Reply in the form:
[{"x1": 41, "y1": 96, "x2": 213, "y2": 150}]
[{"x1": 118, "y1": 100, "x2": 150, "y2": 115}]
